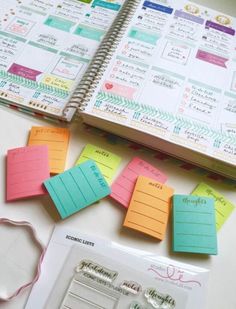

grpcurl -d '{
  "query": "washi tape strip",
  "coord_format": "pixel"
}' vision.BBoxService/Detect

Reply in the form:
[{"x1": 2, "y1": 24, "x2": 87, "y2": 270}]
[{"x1": 0, "y1": 218, "x2": 45, "y2": 302}]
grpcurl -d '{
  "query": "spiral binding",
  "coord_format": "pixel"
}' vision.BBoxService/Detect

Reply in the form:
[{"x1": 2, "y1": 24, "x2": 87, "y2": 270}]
[{"x1": 63, "y1": 0, "x2": 140, "y2": 118}]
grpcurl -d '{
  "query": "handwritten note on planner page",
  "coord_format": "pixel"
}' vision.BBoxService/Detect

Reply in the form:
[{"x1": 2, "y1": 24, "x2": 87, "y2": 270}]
[{"x1": 87, "y1": 0, "x2": 236, "y2": 168}]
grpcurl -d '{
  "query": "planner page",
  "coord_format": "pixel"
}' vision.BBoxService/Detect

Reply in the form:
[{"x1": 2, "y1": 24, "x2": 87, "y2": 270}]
[
  {"x1": 0, "y1": 0, "x2": 125, "y2": 120},
  {"x1": 85, "y1": 0, "x2": 236, "y2": 167}
]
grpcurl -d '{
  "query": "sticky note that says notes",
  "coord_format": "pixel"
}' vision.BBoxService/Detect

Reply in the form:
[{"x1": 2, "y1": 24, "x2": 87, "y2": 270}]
[
  {"x1": 123, "y1": 176, "x2": 174, "y2": 240},
  {"x1": 28, "y1": 126, "x2": 70, "y2": 174},
  {"x1": 111, "y1": 157, "x2": 167, "y2": 208},
  {"x1": 192, "y1": 183, "x2": 235, "y2": 231},
  {"x1": 173, "y1": 195, "x2": 217, "y2": 255},
  {"x1": 7, "y1": 145, "x2": 50, "y2": 201},
  {"x1": 44, "y1": 160, "x2": 111, "y2": 219},
  {"x1": 76, "y1": 144, "x2": 121, "y2": 184}
]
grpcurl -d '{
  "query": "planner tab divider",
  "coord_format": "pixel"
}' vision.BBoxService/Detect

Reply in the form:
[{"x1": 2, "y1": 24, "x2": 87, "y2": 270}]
[
  {"x1": 123, "y1": 176, "x2": 174, "y2": 240},
  {"x1": 110, "y1": 157, "x2": 168, "y2": 208},
  {"x1": 44, "y1": 160, "x2": 111, "y2": 219}
]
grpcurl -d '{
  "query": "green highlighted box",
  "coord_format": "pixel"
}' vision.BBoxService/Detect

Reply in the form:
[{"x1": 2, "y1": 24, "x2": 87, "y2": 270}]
[
  {"x1": 129, "y1": 28, "x2": 159, "y2": 45},
  {"x1": 91, "y1": 0, "x2": 121, "y2": 11},
  {"x1": 45, "y1": 15, "x2": 75, "y2": 32},
  {"x1": 74, "y1": 25, "x2": 105, "y2": 41}
]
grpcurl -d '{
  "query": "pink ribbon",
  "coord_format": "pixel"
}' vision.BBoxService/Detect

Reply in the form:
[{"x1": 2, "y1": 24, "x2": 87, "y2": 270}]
[{"x1": 0, "y1": 218, "x2": 45, "y2": 302}]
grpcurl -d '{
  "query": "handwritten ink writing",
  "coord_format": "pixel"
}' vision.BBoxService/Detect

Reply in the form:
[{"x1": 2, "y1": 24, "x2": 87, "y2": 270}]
[
  {"x1": 76, "y1": 260, "x2": 118, "y2": 282},
  {"x1": 148, "y1": 265, "x2": 201, "y2": 287}
]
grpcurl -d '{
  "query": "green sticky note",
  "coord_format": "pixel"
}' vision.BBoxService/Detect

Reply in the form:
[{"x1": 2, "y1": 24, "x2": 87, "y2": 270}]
[
  {"x1": 44, "y1": 160, "x2": 111, "y2": 219},
  {"x1": 173, "y1": 195, "x2": 217, "y2": 255},
  {"x1": 192, "y1": 183, "x2": 235, "y2": 231},
  {"x1": 76, "y1": 144, "x2": 121, "y2": 184}
]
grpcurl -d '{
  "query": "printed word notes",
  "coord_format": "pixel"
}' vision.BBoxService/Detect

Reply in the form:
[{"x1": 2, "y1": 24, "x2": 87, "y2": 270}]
[
  {"x1": 28, "y1": 127, "x2": 70, "y2": 174},
  {"x1": 192, "y1": 183, "x2": 235, "y2": 231},
  {"x1": 123, "y1": 176, "x2": 174, "y2": 240},
  {"x1": 173, "y1": 195, "x2": 217, "y2": 255},
  {"x1": 7, "y1": 146, "x2": 50, "y2": 201},
  {"x1": 76, "y1": 144, "x2": 121, "y2": 184},
  {"x1": 44, "y1": 160, "x2": 111, "y2": 219},
  {"x1": 111, "y1": 157, "x2": 167, "y2": 208}
]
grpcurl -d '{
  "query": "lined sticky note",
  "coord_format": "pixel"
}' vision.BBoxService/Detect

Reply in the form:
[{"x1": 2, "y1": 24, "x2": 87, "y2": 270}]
[
  {"x1": 28, "y1": 126, "x2": 70, "y2": 174},
  {"x1": 192, "y1": 183, "x2": 235, "y2": 231},
  {"x1": 44, "y1": 160, "x2": 111, "y2": 219},
  {"x1": 75, "y1": 144, "x2": 121, "y2": 184},
  {"x1": 123, "y1": 176, "x2": 174, "y2": 240},
  {"x1": 110, "y1": 157, "x2": 167, "y2": 207},
  {"x1": 7, "y1": 146, "x2": 50, "y2": 201},
  {"x1": 173, "y1": 195, "x2": 217, "y2": 255}
]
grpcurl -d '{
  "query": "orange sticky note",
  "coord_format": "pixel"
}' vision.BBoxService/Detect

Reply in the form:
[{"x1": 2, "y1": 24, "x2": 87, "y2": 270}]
[
  {"x1": 28, "y1": 127, "x2": 70, "y2": 174},
  {"x1": 123, "y1": 176, "x2": 174, "y2": 240}
]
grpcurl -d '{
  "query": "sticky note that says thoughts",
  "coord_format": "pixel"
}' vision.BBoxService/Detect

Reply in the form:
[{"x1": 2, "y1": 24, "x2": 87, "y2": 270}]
[
  {"x1": 111, "y1": 157, "x2": 167, "y2": 208},
  {"x1": 28, "y1": 126, "x2": 70, "y2": 174},
  {"x1": 123, "y1": 176, "x2": 174, "y2": 240},
  {"x1": 192, "y1": 183, "x2": 235, "y2": 231},
  {"x1": 76, "y1": 144, "x2": 121, "y2": 184},
  {"x1": 173, "y1": 195, "x2": 217, "y2": 255},
  {"x1": 44, "y1": 160, "x2": 111, "y2": 219},
  {"x1": 7, "y1": 145, "x2": 50, "y2": 201}
]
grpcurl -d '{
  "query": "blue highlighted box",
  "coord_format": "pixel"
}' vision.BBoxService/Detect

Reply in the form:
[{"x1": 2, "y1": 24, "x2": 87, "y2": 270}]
[
  {"x1": 92, "y1": 0, "x2": 121, "y2": 11},
  {"x1": 143, "y1": 1, "x2": 173, "y2": 14}
]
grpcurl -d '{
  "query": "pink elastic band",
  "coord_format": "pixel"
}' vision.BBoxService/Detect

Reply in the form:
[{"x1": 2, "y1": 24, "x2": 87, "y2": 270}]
[{"x1": 0, "y1": 218, "x2": 45, "y2": 302}]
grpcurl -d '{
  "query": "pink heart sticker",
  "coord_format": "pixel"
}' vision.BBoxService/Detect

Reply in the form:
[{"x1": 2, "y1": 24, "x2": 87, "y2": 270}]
[{"x1": 105, "y1": 83, "x2": 113, "y2": 90}]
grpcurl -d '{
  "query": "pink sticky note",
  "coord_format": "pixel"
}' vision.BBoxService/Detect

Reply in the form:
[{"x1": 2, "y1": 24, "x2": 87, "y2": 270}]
[
  {"x1": 6, "y1": 145, "x2": 50, "y2": 201},
  {"x1": 110, "y1": 157, "x2": 167, "y2": 208}
]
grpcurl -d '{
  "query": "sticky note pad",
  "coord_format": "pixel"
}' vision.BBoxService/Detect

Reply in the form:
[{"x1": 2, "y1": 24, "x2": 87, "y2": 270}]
[
  {"x1": 44, "y1": 160, "x2": 111, "y2": 219},
  {"x1": 110, "y1": 157, "x2": 167, "y2": 208},
  {"x1": 123, "y1": 176, "x2": 174, "y2": 240},
  {"x1": 192, "y1": 183, "x2": 235, "y2": 231},
  {"x1": 7, "y1": 146, "x2": 50, "y2": 201},
  {"x1": 173, "y1": 195, "x2": 217, "y2": 255},
  {"x1": 28, "y1": 126, "x2": 70, "y2": 174},
  {"x1": 76, "y1": 144, "x2": 121, "y2": 184}
]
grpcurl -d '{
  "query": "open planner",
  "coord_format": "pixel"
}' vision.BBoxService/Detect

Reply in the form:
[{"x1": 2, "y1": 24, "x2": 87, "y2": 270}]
[
  {"x1": 0, "y1": 0, "x2": 236, "y2": 179},
  {"x1": 0, "y1": 0, "x2": 125, "y2": 120}
]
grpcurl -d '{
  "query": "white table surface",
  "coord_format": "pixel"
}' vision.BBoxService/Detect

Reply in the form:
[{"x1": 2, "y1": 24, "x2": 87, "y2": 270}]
[{"x1": 0, "y1": 1, "x2": 236, "y2": 308}]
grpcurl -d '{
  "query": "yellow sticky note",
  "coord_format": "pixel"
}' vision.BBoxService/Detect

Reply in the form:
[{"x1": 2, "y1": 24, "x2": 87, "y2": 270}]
[
  {"x1": 124, "y1": 176, "x2": 174, "y2": 240},
  {"x1": 42, "y1": 75, "x2": 73, "y2": 91},
  {"x1": 76, "y1": 144, "x2": 121, "y2": 184},
  {"x1": 28, "y1": 126, "x2": 70, "y2": 174},
  {"x1": 192, "y1": 182, "x2": 235, "y2": 231}
]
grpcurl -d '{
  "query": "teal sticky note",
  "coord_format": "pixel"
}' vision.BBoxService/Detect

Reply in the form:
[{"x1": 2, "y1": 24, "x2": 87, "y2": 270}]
[
  {"x1": 173, "y1": 195, "x2": 217, "y2": 255},
  {"x1": 44, "y1": 160, "x2": 111, "y2": 219}
]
